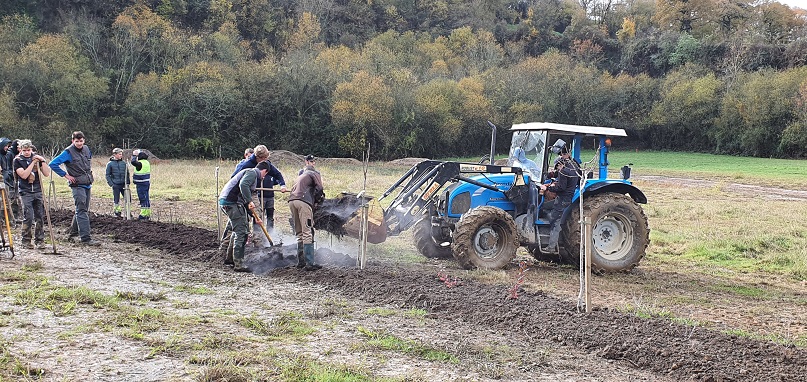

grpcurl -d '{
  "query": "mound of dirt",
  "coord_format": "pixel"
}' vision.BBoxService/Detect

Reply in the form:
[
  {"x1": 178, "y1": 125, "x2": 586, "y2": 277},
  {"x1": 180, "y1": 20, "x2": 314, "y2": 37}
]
[
  {"x1": 268, "y1": 150, "x2": 304, "y2": 167},
  {"x1": 387, "y1": 158, "x2": 430, "y2": 167},
  {"x1": 269, "y1": 150, "x2": 361, "y2": 168}
]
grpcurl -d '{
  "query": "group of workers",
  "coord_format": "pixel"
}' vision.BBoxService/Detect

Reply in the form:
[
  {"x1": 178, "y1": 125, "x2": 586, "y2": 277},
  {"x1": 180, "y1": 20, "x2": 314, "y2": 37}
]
[
  {"x1": 218, "y1": 145, "x2": 324, "y2": 273},
  {"x1": 0, "y1": 131, "x2": 152, "y2": 249}
]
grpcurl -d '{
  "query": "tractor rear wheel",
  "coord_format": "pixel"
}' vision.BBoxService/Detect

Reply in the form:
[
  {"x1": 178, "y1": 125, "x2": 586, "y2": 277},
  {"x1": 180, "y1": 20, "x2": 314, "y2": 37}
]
[
  {"x1": 412, "y1": 217, "x2": 452, "y2": 259},
  {"x1": 560, "y1": 193, "x2": 649, "y2": 273},
  {"x1": 452, "y1": 206, "x2": 519, "y2": 270}
]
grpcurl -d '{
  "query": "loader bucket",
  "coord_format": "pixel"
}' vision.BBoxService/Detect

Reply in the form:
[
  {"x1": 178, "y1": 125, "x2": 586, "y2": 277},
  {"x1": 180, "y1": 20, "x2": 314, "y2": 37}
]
[{"x1": 341, "y1": 195, "x2": 388, "y2": 244}]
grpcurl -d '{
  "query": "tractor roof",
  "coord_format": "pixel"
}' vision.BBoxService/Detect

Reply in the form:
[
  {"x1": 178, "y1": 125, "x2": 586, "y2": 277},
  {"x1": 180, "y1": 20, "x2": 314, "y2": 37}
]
[{"x1": 510, "y1": 122, "x2": 627, "y2": 137}]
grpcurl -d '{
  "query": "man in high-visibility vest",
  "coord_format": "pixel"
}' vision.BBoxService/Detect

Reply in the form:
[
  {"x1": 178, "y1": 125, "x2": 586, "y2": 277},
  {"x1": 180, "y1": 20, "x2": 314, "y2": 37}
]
[{"x1": 131, "y1": 149, "x2": 151, "y2": 220}]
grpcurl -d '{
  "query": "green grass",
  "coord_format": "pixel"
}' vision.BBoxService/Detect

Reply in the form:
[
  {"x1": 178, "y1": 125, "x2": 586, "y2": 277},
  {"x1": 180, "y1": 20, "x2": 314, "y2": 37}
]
[
  {"x1": 365, "y1": 307, "x2": 396, "y2": 317},
  {"x1": 276, "y1": 355, "x2": 380, "y2": 382},
  {"x1": 452, "y1": 150, "x2": 807, "y2": 189},
  {"x1": 238, "y1": 312, "x2": 314, "y2": 340},
  {"x1": 14, "y1": 283, "x2": 120, "y2": 316},
  {"x1": 174, "y1": 285, "x2": 214, "y2": 295},
  {"x1": 605, "y1": 150, "x2": 807, "y2": 188},
  {"x1": 0, "y1": 334, "x2": 46, "y2": 379},
  {"x1": 723, "y1": 328, "x2": 807, "y2": 347},
  {"x1": 356, "y1": 326, "x2": 458, "y2": 363}
]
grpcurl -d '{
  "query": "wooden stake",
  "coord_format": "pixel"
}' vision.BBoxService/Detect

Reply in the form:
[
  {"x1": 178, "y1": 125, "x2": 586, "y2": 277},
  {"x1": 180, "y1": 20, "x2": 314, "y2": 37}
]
[{"x1": 584, "y1": 216, "x2": 592, "y2": 313}]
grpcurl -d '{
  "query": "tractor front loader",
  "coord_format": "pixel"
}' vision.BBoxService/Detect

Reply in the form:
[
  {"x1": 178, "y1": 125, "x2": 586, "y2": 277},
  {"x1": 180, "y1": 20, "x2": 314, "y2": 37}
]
[{"x1": 343, "y1": 122, "x2": 650, "y2": 273}]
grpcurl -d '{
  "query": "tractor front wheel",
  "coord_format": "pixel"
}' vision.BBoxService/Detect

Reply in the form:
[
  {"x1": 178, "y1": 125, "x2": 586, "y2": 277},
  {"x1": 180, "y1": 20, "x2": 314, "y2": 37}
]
[
  {"x1": 452, "y1": 206, "x2": 519, "y2": 270},
  {"x1": 561, "y1": 193, "x2": 649, "y2": 273},
  {"x1": 412, "y1": 217, "x2": 453, "y2": 259}
]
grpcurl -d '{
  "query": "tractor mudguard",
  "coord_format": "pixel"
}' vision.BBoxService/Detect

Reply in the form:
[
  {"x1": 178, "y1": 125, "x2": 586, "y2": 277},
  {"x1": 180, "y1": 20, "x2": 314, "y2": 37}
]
[
  {"x1": 582, "y1": 181, "x2": 647, "y2": 204},
  {"x1": 558, "y1": 181, "x2": 647, "y2": 227}
]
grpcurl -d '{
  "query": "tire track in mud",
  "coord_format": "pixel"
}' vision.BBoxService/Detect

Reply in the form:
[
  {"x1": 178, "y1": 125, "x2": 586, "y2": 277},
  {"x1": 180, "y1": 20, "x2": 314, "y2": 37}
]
[
  {"x1": 53, "y1": 209, "x2": 807, "y2": 382},
  {"x1": 276, "y1": 267, "x2": 806, "y2": 382}
]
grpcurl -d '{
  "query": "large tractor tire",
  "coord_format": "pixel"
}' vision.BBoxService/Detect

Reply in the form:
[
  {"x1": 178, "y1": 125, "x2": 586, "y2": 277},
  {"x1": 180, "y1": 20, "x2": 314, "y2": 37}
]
[
  {"x1": 560, "y1": 193, "x2": 649, "y2": 273},
  {"x1": 412, "y1": 217, "x2": 453, "y2": 259},
  {"x1": 452, "y1": 206, "x2": 519, "y2": 270}
]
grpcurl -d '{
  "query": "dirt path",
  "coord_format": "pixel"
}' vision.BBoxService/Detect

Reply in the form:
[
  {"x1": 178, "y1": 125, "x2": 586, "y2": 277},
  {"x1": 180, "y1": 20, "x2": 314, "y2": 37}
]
[
  {"x1": 635, "y1": 175, "x2": 807, "y2": 201},
  {"x1": 1, "y1": 210, "x2": 803, "y2": 381}
]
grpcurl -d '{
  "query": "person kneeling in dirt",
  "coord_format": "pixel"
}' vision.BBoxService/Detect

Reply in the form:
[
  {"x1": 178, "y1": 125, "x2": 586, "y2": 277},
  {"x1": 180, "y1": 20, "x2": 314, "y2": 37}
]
[
  {"x1": 13, "y1": 140, "x2": 50, "y2": 249},
  {"x1": 219, "y1": 161, "x2": 271, "y2": 272},
  {"x1": 288, "y1": 154, "x2": 324, "y2": 271}
]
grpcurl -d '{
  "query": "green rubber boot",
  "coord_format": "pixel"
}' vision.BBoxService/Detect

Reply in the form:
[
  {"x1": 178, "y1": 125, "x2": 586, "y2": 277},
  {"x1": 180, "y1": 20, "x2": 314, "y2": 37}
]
[
  {"x1": 233, "y1": 241, "x2": 251, "y2": 273},
  {"x1": 295, "y1": 242, "x2": 305, "y2": 269},
  {"x1": 303, "y1": 243, "x2": 321, "y2": 271}
]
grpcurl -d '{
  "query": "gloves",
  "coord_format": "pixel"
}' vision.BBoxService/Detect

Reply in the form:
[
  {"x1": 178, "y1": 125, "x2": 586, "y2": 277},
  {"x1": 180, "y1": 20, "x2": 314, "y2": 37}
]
[{"x1": 132, "y1": 149, "x2": 141, "y2": 156}]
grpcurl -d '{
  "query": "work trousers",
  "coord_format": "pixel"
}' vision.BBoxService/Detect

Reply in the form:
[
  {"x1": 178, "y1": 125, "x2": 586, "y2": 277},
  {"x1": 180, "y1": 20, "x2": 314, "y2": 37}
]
[
  {"x1": 263, "y1": 197, "x2": 275, "y2": 230},
  {"x1": 289, "y1": 199, "x2": 313, "y2": 245},
  {"x1": 3, "y1": 177, "x2": 21, "y2": 222},
  {"x1": 135, "y1": 181, "x2": 150, "y2": 208},
  {"x1": 69, "y1": 187, "x2": 92, "y2": 242},
  {"x1": 547, "y1": 195, "x2": 572, "y2": 248},
  {"x1": 20, "y1": 192, "x2": 45, "y2": 243},
  {"x1": 221, "y1": 204, "x2": 249, "y2": 262},
  {"x1": 111, "y1": 184, "x2": 125, "y2": 205}
]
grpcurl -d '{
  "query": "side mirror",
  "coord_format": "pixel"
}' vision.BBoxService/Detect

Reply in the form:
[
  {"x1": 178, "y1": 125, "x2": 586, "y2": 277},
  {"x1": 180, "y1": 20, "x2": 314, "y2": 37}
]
[{"x1": 620, "y1": 164, "x2": 632, "y2": 180}]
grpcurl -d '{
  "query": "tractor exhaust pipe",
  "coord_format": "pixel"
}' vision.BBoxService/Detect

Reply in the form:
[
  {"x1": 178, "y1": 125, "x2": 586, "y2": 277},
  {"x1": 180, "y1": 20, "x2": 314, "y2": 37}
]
[{"x1": 487, "y1": 121, "x2": 497, "y2": 164}]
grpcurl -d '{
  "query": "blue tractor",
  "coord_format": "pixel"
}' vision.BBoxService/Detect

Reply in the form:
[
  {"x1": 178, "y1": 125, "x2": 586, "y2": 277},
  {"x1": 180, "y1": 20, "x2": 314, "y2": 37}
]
[{"x1": 377, "y1": 122, "x2": 650, "y2": 273}]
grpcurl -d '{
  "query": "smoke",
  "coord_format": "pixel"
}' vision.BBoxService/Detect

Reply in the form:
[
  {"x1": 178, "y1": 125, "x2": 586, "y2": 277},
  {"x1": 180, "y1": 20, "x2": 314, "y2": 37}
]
[{"x1": 243, "y1": 224, "x2": 359, "y2": 275}]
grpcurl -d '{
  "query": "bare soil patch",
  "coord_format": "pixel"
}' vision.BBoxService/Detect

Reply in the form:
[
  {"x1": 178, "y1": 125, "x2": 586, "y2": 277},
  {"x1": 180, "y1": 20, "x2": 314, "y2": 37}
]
[{"x1": 34, "y1": 208, "x2": 807, "y2": 381}]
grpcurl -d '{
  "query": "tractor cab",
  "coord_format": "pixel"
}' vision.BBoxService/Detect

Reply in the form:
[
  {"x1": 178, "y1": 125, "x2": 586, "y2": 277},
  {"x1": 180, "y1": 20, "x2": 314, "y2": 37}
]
[{"x1": 508, "y1": 122, "x2": 629, "y2": 186}]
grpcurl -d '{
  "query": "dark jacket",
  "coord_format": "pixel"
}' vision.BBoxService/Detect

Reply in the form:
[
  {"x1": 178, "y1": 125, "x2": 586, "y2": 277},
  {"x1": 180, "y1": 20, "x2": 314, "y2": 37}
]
[
  {"x1": 546, "y1": 158, "x2": 580, "y2": 198},
  {"x1": 260, "y1": 161, "x2": 286, "y2": 200},
  {"x1": 289, "y1": 165, "x2": 324, "y2": 207},
  {"x1": 106, "y1": 157, "x2": 129, "y2": 187},
  {"x1": 232, "y1": 154, "x2": 259, "y2": 177},
  {"x1": 220, "y1": 168, "x2": 262, "y2": 206},
  {"x1": 48, "y1": 144, "x2": 93, "y2": 187},
  {"x1": 0, "y1": 139, "x2": 19, "y2": 186},
  {"x1": 13, "y1": 155, "x2": 42, "y2": 195}
]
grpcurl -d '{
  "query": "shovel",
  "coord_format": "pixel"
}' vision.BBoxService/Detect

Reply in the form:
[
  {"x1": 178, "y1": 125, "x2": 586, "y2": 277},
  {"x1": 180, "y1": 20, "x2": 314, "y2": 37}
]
[
  {"x1": 0, "y1": 185, "x2": 14, "y2": 259},
  {"x1": 248, "y1": 205, "x2": 274, "y2": 247},
  {"x1": 40, "y1": 165, "x2": 65, "y2": 256}
]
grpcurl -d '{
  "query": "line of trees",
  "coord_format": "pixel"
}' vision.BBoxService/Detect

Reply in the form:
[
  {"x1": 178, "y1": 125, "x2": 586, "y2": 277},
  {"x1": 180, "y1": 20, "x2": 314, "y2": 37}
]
[{"x1": 1, "y1": 0, "x2": 806, "y2": 159}]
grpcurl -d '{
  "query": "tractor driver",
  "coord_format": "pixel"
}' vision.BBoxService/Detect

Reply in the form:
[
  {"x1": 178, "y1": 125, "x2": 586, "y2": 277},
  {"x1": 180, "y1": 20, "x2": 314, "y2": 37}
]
[{"x1": 539, "y1": 145, "x2": 580, "y2": 253}]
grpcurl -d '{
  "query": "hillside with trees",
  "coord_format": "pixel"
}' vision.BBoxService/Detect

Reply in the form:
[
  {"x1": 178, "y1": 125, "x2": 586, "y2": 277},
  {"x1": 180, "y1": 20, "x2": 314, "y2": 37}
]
[{"x1": 1, "y1": 0, "x2": 806, "y2": 159}]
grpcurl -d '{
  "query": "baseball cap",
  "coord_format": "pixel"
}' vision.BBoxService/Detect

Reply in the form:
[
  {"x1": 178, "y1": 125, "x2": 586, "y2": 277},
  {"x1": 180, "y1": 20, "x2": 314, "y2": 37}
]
[
  {"x1": 112, "y1": 148, "x2": 123, "y2": 154},
  {"x1": 305, "y1": 154, "x2": 317, "y2": 162}
]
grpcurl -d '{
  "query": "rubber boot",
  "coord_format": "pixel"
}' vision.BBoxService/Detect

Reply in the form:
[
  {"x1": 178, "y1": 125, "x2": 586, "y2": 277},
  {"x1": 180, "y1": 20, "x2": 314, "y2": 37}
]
[
  {"x1": 233, "y1": 242, "x2": 251, "y2": 273},
  {"x1": 303, "y1": 243, "x2": 321, "y2": 271},
  {"x1": 21, "y1": 223, "x2": 34, "y2": 249},
  {"x1": 295, "y1": 242, "x2": 305, "y2": 269},
  {"x1": 219, "y1": 231, "x2": 234, "y2": 265}
]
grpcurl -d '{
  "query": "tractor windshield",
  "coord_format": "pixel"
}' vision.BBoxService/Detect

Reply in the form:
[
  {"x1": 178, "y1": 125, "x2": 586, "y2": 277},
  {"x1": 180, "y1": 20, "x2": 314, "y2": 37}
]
[{"x1": 507, "y1": 130, "x2": 546, "y2": 182}]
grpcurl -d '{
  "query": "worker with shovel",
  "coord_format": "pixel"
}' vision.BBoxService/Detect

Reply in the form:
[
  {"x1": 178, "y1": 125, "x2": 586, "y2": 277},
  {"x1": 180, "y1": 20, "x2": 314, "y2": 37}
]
[
  {"x1": 219, "y1": 161, "x2": 271, "y2": 272},
  {"x1": 288, "y1": 154, "x2": 324, "y2": 271},
  {"x1": 13, "y1": 140, "x2": 50, "y2": 249}
]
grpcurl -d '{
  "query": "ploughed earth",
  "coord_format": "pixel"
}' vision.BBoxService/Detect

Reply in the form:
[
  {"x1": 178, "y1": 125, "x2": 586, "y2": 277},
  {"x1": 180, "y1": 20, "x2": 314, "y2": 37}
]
[{"x1": 42, "y1": 208, "x2": 806, "y2": 382}]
